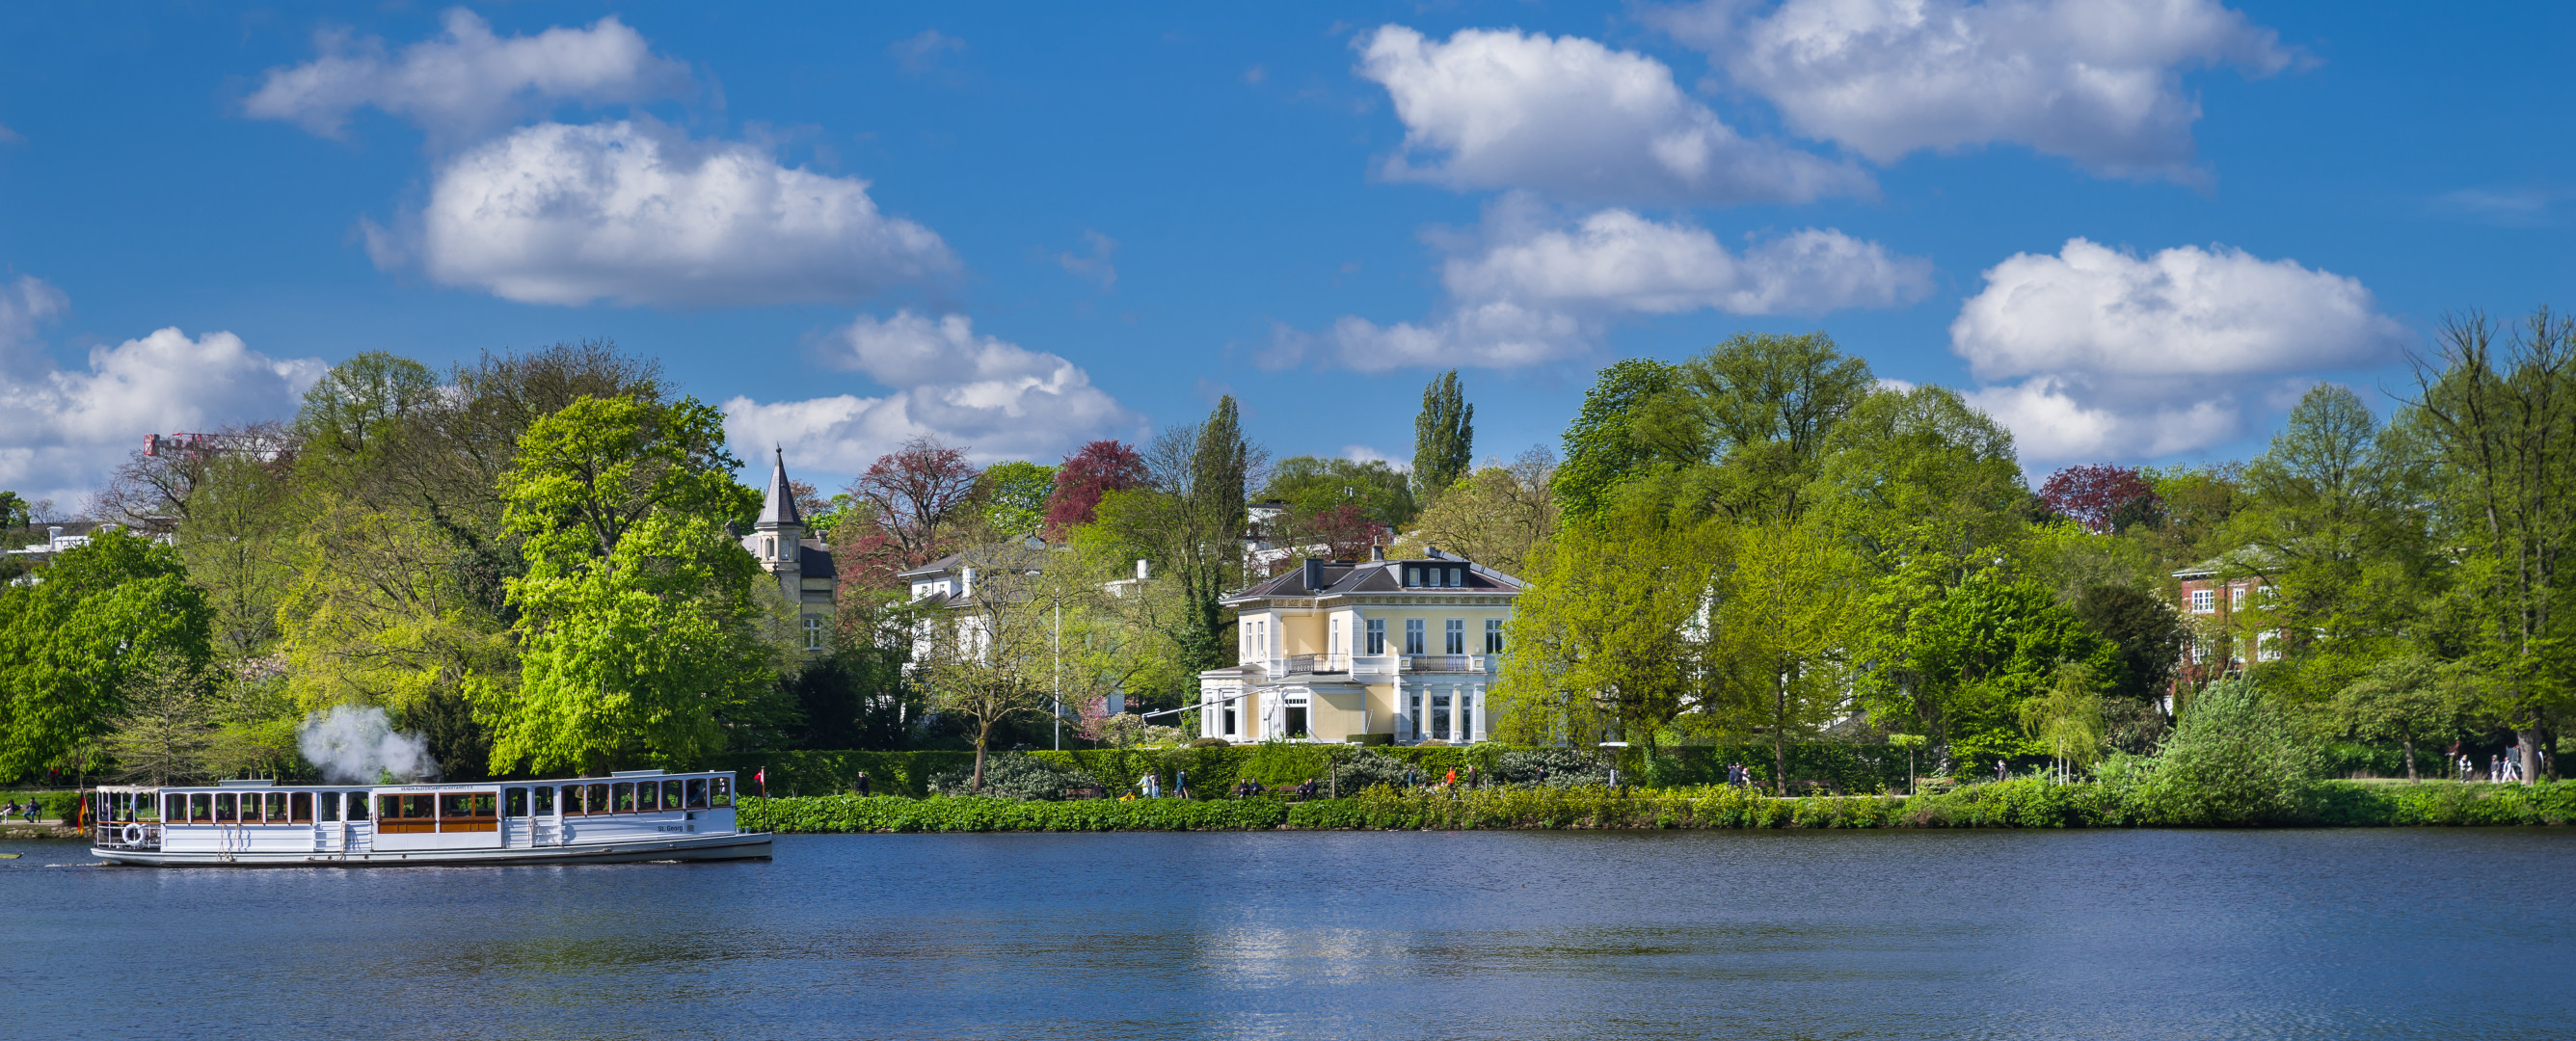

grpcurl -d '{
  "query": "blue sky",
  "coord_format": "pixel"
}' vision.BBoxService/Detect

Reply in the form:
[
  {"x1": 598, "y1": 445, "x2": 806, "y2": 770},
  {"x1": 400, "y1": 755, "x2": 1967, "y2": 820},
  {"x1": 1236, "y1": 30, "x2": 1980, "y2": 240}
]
[{"x1": 1, "y1": 2, "x2": 2569, "y2": 506}]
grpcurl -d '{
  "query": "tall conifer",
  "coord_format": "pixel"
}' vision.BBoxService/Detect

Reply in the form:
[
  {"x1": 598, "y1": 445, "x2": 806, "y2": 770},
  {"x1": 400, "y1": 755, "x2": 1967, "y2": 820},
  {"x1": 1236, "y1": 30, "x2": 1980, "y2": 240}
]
[{"x1": 1412, "y1": 370, "x2": 1474, "y2": 504}]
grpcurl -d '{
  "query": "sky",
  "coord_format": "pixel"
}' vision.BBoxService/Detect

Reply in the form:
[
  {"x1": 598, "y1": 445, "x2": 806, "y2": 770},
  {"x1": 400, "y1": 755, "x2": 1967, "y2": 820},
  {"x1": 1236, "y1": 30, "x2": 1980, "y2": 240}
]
[{"x1": 2, "y1": 1, "x2": 2570, "y2": 509}]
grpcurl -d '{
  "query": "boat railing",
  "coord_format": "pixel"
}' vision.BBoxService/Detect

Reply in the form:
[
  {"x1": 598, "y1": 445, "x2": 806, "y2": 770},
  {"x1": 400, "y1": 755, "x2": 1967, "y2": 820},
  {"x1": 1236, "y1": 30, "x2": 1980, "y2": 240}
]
[{"x1": 94, "y1": 820, "x2": 162, "y2": 851}]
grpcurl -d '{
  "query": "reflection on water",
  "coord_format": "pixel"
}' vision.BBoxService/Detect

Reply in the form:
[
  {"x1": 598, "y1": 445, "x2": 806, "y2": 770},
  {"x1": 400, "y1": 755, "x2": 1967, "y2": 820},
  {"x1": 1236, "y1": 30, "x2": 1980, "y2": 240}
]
[{"x1": 10, "y1": 828, "x2": 2572, "y2": 1040}]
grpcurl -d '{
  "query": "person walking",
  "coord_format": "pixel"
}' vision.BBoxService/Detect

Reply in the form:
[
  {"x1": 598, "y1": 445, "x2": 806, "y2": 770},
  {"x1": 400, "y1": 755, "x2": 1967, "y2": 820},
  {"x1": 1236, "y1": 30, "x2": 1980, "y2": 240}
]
[
  {"x1": 1444, "y1": 767, "x2": 1458, "y2": 790},
  {"x1": 1536, "y1": 763, "x2": 1549, "y2": 787},
  {"x1": 1996, "y1": 759, "x2": 2007, "y2": 784},
  {"x1": 854, "y1": 771, "x2": 872, "y2": 797},
  {"x1": 1175, "y1": 768, "x2": 1191, "y2": 800},
  {"x1": 1405, "y1": 767, "x2": 1418, "y2": 790}
]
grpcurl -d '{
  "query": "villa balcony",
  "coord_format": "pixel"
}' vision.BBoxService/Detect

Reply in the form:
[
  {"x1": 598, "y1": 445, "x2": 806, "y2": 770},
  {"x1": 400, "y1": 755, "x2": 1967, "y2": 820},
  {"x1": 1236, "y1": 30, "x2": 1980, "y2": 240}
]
[{"x1": 1247, "y1": 653, "x2": 1496, "y2": 681}]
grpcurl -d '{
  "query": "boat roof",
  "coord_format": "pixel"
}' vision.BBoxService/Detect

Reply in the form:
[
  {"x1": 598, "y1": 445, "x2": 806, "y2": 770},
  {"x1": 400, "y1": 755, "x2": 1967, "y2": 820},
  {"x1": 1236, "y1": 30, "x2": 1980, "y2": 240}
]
[{"x1": 96, "y1": 768, "x2": 738, "y2": 793}]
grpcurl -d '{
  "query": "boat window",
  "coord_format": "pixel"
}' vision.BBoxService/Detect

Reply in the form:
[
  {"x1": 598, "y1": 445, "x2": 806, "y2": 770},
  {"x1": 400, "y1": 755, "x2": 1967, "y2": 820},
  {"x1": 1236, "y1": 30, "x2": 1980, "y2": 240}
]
[
  {"x1": 441, "y1": 792, "x2": 496, "y2": 818},
  {"x1": 505, "y1": 787, "x2": 527, "y2": 817},
  {"x1": 711, "y1": 776, "x2": 732, "y2": 807},
  {"x1": 661, "y1": 780, "x2": 683, "y2": 809},
  {"x1": 587, "y1": 784, "x2": 609, "y2": 814},
  {"x1": 533, "y1": 787, "x2": 554, "y2": 815},
  {"x1": 167, "y1": 794, "x2": 186, "y2": 821},
  {"x1": 317, "y1": 792, "x2": 339, "y2": 822},
  {"x1": 685, "y1": 778, "x2": 709, "y2": 809},
  {"x1": 638, "y1": 782, "x2": 661, "y2": 812},
  {"x1": 612, "y1": 783, "x2": 635, "y2": 814},
  {"x1": 290, "y1": 792, "x2": 312, "y2": 823},
  {"x1": 345, "y1": 793, "x2": 368, "y2": 821},
  {"x1": 562, "y1": 786, "x2": 584, "y2": 815},
  {"x1": 378, "y1": 794, "x2": 398, "y2": 820},
  {"x1": 266, "y1": 792, "x2": 290, "y2": 822},
  {"x1": 214, "y1": 793, "x2": 237, "y2": 822}
]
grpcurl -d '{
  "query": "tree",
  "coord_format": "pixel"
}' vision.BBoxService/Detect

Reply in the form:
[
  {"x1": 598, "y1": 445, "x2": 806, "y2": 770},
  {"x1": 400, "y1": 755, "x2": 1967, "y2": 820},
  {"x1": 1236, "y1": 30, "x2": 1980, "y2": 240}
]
[
  {"x1": 1633, "y1": 332, "x2": 1873, "y2": 521},
  {"x1": 1876, "y1": 573, "x2": 2121, "y2": 766},
  {"x1": 2334, "y1": 656, "x2": 2472, "y2": 781},
  {"x1": 1490, "y1": 508, "x2": 1716, "y2": 748},
  {"x1": 0, "y1": 491, "x2": 30, "y2": 530},
  {"x1": 1411, "y1": 369, "x2": 1474, "y2": 502},
  {"x1": 1556, "y1": 359, "x2": 1679, "y2": 523},
  {"x1": 840, "y1": 437, "x2": 981, "y2": 588},
  {"x1": 1708, "y1": 520, "x2": 1865, "y2": 794},
  {"x1": 1396, "y1": 447, "x2": 1559, "y2": 575},
  {"x1": 295, "y1": 351, "x2": 441, "y2": 469},
  {"x1": 101, "y1": 652, "x2": 217, "y2": 786},
  {"x1": 918, "y1": 541, "x2": 1058, "y2": 789},
  {"x1": 2071, "y1": 584, "x2": 2187, "y2": 705},
  {"x1": 2018, "y1": 663, "x2": 2106, "y2": 783},
  {"x1": 2039, "y1": 464, "x2": 2159, "y2": 534},
  {"x1": 1044, "y1": 440, "x2": 1147, "y2": 534},
  {"x1": 2144, "y1": 679, "x2": 2324, "y2": 824},
  {"x1": 1260, "y1": 455, "x2": 1415, "y2": 529},
  {"x1": 0, "y1": 528, "x2": 214, "y2": 778},
  {"x1": 2404, "y1": 308, "x2": 2576, "y2": 785},
  {"x1": 977, "y1": 460, "x2": 1057, "y2": 538},
  {"x1": 485, "y1": 395, "x2": 776, "y2": 776}
]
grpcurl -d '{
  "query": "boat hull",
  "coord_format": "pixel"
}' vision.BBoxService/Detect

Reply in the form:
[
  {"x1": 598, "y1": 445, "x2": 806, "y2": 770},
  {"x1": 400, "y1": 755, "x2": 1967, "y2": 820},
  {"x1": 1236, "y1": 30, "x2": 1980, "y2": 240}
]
[{"x1": 93, "y1": 831, "x2": 771, "y2": 868}]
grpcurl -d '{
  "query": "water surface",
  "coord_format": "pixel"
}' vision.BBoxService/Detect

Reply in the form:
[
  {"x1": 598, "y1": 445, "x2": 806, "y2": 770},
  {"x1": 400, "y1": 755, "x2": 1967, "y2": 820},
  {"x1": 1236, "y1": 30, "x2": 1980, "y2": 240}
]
[{"x1": 8, "y1": 829, "x2": 2569, "y2": 1039}]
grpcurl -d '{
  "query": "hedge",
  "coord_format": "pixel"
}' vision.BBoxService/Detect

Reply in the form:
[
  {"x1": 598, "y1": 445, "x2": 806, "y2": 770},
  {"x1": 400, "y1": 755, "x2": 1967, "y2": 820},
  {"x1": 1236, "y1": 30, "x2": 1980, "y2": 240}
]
[
  {"x1": 708, "y1": 742, "x2": 1918, "y2": 799},
  {"x1": 737, "y1": 779, "x2": 2576, "y2": 833}
]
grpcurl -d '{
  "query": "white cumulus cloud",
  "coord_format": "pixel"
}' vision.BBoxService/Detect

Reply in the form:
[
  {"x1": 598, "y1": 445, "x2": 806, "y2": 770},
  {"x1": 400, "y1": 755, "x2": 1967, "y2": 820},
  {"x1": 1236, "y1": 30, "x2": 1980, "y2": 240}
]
[
  {"x1": 1355, "y1": 24, "x2": 1868, "y2": 205},
  {"x1": 1283, "y1": 200, "x2": 1925, "y2": 371},
  {"x1": 0, "y1": 277, "x2": 325, "y2": 506},
  {"x1": 1659, "y1": 0, "x2": 2293, "y2": 180},
  {"x1": 723, "y1": 311, "x2": 1141, "y2": 476},
  {"x1": 404, "y1": 120, "x2": 958, "y2": 307},
  {"x1": 244, "y1": 9, "x2": 690, "y2": 145},
  {"x1": 1950, "y1": 238, "x2": 2405, "y2": 465}
]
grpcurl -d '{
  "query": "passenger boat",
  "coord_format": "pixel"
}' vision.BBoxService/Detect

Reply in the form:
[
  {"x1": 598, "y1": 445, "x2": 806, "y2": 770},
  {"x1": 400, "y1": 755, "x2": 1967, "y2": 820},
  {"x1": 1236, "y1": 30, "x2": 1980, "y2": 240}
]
[{"x1": 86, "y1": 769, "x2": 769, "y2": 867}]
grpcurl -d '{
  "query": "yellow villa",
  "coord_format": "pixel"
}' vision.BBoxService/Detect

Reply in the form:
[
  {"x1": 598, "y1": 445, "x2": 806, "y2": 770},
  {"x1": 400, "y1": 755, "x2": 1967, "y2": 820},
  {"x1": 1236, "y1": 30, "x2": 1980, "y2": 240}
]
[{"x1": 1197, "y1": 547, "x2": 1522, "y2": 745}]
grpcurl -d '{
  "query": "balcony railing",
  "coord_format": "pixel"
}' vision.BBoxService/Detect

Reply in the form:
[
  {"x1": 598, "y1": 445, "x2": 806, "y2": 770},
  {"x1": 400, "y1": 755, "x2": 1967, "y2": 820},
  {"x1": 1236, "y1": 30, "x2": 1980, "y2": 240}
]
[
  {"x1": 1403, "y1": 654, "x2": 1490, "y2": 674},
  {"x1": 1268, "y1": 654, "x2": 1350, "y2": 677}
]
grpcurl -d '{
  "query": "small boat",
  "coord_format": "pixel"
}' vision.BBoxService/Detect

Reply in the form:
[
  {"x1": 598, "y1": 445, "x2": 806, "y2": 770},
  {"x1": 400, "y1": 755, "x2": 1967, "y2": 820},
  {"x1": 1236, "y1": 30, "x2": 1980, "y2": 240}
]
[{"x1": 86, "y1": 769, "x2": 769, "y2": 867}]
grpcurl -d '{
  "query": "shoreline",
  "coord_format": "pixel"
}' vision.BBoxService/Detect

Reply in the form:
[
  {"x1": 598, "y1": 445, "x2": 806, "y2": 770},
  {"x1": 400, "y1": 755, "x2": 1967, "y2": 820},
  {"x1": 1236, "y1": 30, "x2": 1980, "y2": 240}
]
[{"x1": 740, "y1": 778, "x2": 2576, "y2": 833}]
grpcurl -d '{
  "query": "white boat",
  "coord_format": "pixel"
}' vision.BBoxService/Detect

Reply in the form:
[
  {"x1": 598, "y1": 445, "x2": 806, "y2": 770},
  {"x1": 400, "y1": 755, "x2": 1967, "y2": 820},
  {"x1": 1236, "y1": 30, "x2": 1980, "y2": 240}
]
[{"x1": 86, "y1": 769, "x2": 770, "y2": 867}]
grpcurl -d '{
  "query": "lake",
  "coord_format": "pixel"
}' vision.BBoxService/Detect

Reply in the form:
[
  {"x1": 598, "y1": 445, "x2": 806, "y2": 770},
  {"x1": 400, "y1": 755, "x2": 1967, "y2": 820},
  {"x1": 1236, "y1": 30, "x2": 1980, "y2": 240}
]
[{"x1": 8, "y1": 828, "x2": 2570, "y2": 1039}]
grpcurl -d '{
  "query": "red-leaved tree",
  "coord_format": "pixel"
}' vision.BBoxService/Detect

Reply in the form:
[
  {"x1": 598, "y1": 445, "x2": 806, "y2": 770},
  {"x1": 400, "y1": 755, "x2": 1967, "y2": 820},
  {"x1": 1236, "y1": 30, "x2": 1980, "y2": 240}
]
[
  {"x1": 2039, "y1": 464, "x2": 2159, "y2": 534},
  {"x1": 1044, "y1": 439, "x2": 1147, "y2": 534},
  {"x1": 839, "y1": 437, "x2": 980, "y2": 588}
]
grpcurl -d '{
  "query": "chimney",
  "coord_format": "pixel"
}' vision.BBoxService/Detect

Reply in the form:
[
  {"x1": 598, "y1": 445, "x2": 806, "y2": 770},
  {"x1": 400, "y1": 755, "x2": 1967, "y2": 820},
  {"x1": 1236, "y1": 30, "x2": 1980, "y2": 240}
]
[
  {"x1": 1136, "y1": 558, "x2": 1150, "y2": 581},
  {"x1": 1302, "y1": 557, "x2": 1325, "y2": 592},
  {"x1": 1369, "y1": 544, "x2": 1384, "y2": 562},
  {"x1": 960, "y1": 566, "x2": 977, "y2": 596}
]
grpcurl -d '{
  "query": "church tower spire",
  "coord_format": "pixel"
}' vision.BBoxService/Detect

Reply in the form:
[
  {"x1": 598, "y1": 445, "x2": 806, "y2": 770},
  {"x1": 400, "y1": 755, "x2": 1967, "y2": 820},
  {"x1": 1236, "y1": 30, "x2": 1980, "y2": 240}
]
[{"x1": 756, "y1": 446, "x2": 802, "y2": 532}]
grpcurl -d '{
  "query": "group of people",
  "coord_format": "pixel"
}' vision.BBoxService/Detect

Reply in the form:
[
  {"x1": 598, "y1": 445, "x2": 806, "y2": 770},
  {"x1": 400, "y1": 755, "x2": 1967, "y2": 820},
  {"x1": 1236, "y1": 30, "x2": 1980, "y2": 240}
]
[
  {"x1": 2, "y1": 798, "x2": 41, "y2": 824},
  {"x1": 2461, "y1": 746, "x2": 2551, "y2": 783}
]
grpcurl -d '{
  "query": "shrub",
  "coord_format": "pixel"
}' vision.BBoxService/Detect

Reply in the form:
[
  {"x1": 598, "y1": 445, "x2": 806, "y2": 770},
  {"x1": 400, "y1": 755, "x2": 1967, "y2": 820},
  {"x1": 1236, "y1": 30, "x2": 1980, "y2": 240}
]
[
  {"x1": 2139, "y1": 680, "x2": 2324, "y2": 825},
  {"x1": 1332, "y1": 748, "x2": 1410, "y2": 791},
  {"x1": 1492, "y1": 746, "x2": 1612, "y2": 787},
  {"x1": 924, "y1": 753, "x2": 1100, "y2": 801},
  {"x1": 1190, "y1": 737, "x2": 1230, "y2": 748}
]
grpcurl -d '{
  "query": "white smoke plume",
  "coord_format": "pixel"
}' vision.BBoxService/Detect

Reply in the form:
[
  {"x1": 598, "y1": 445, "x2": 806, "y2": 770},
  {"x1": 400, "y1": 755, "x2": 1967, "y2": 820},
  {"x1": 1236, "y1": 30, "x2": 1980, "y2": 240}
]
[{"x1": 297, "y1": 706, "x2": 443, "y2": 784}]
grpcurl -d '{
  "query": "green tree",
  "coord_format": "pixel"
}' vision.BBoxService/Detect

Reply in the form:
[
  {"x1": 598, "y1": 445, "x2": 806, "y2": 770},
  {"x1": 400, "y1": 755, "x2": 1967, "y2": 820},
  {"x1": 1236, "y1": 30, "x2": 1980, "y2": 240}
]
[
  {"x1": 1260, "y1": 455, "x2": 1416, "y2": 528},
  {"x1": 295, "y1": 351, "x2": 441, "y2": 470},
  {"x1": 101, "y1": 651, "x2": 217, "y2": 786},
  {"x1": 0, "y1": 528, "x2": 214, "y2": 778},
  {"x1": 1491, "y1": 507, "x2": 1716, "y2": 748},
  {"x1": 484, "y1": 395, "x2": 774, "y2": 775},
  {"x1": 1555, "y1": 359, "x2": 1678, "y2": 523},
  {"x1": 1708, "y1": 519, "x2": 1865, "y2": 794},
  {"x1": 0, "y1": 491, "x2": 30, "y2": 529},
  {"x1": 918, "y1": 540, "x2": 1060, "y2": 788},
  {"x1": 1879, "y1": 573, "x2": 2121, "y2": 767},
  {"x1": 1411, "y1": 369, "x2": 1474, "y2": 503},
  {"x1": 2018, "y1": 662, "x2": 2107, "y2": 783},
  {"x1": 2404, "y1": 308, "x2": 2576, "y2": 785},
  {"x1": 1395, "y1": 448, "x2": 1558, "y2": 576},
  {"x1": 1102, "y1": 396, "x2": 1261, "y2": 683},
  {"x1": 977, "y1": 460, "x2": 1058, "y2": 537},
  {"x1": 2333, "y1": 655, "x2": 2473, "y2": 781},
  {"x1": 1632, "y1": 332, "x2": 1873, "y2": 521}
]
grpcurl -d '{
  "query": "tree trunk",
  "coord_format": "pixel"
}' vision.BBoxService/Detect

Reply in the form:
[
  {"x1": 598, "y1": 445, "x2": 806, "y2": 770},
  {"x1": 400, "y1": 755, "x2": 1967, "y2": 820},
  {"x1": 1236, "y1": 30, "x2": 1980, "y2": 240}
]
[
  {"x1": 2403, "y1": 739, "x2": 2417, "y2": 782},
  {"x1": 1773, "y1": 674, "x2": 1788, "y2": 798},
  {"x1": 970, "y1": 724, "x2": 990, "y2": 793},
  {"x1": 2522, "y1": 726, "x2": 2541, "y2": 786}
]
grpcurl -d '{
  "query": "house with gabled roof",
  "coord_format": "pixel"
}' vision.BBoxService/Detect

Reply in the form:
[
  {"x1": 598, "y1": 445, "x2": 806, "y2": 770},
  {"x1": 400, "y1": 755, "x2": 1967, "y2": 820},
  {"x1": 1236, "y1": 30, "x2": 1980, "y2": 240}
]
[
  {"x1": 1199, "y1": 546, "x2": 1524, "y2": 745},
  {"x1": 739, "y1": 448, "x2": 838, "y2": 654}
]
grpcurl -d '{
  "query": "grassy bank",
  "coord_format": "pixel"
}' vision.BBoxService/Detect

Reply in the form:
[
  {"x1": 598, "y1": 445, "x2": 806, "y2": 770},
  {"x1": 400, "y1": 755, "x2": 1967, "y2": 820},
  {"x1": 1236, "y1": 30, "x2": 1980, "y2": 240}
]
[{"x1": 739, "y1": 779, "x2": 2576, "y2": 833}]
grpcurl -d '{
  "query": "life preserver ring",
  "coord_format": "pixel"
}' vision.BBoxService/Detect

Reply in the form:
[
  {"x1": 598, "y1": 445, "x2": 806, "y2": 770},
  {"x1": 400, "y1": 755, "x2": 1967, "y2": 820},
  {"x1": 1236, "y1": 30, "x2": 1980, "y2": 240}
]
[{"x1": 121, "y1": 822, "x2": 147, "y2": 845}]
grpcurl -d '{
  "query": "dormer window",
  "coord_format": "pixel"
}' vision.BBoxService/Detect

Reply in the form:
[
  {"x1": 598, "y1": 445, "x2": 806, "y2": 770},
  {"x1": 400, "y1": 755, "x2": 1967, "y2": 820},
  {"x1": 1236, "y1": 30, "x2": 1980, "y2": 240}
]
[
  {"x1": 1405, "y1": 567, "x2": 1421, "y2": 587},
  {"x1": 1447, "y1": 567, "x2": 1462, "y2": 587}
]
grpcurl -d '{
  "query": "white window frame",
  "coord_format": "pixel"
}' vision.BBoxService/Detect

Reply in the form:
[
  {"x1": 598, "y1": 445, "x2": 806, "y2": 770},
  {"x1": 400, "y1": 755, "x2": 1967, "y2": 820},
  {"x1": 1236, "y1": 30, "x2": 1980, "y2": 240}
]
[
  {"x1": 1444, "y1": 619, "x2": 1464, "y2": 655},
  {"x1": 2191, "y1": 589, "x2": 2214, "y2": 614},
  {"x1": 1484, "y1": 619, "x2": 1505, "y2": 654},
  {"x1": 1405, "y1": 618, "x2": 1425, "y2": 655},
  {"x1": 1366, "y1": 618, "x2": 1385, "y2": 655},
  {"x1": 801, "y1": 615, "x2": 824, "y2": 652}
]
